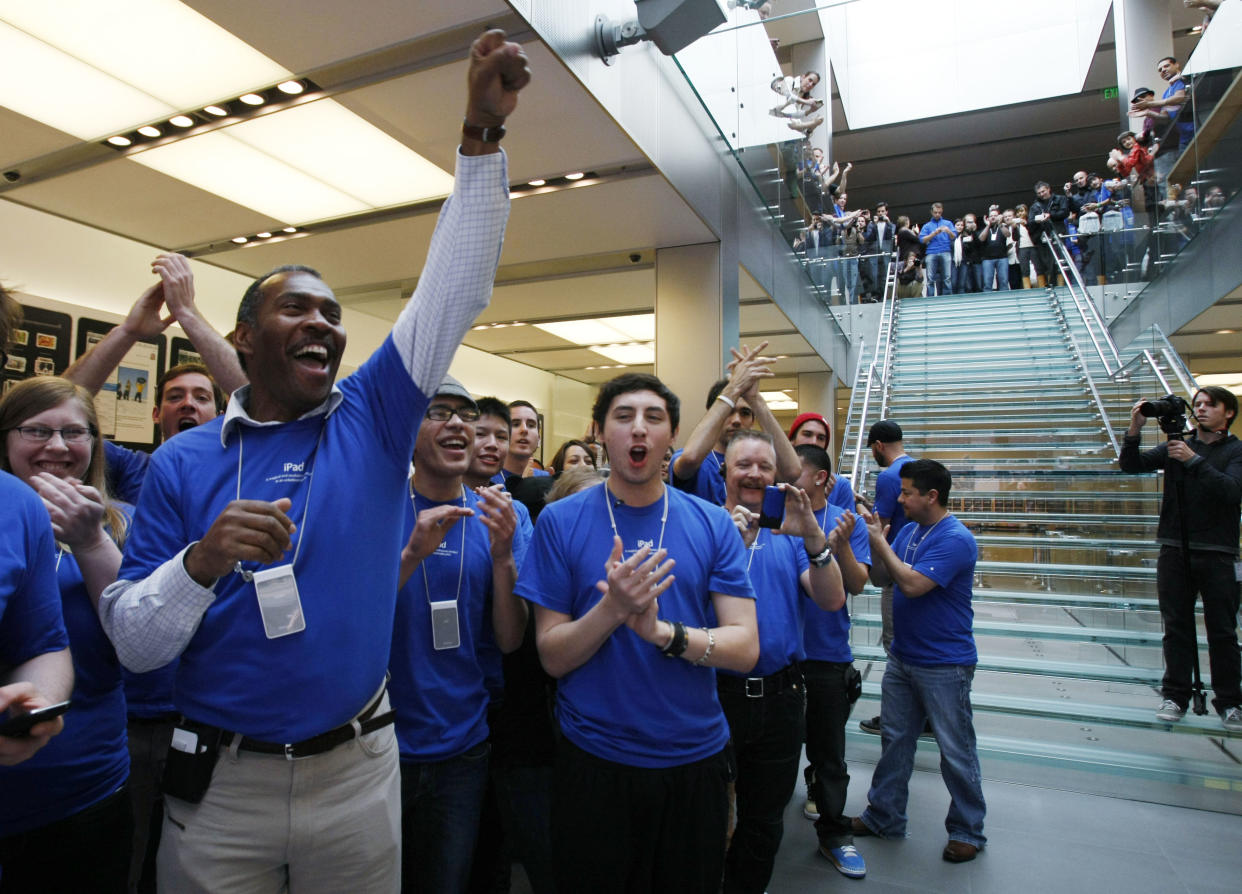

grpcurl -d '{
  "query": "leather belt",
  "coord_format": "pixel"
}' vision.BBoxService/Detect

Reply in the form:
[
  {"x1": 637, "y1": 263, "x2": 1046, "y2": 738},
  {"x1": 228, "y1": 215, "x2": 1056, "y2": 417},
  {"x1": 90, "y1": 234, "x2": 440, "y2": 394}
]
[
  {"x1": 217, "y1": 686, "x2": 392, "y2": 760},
  {"x1": 717, "y1": 663, "x2": 803, "y2": 699}
]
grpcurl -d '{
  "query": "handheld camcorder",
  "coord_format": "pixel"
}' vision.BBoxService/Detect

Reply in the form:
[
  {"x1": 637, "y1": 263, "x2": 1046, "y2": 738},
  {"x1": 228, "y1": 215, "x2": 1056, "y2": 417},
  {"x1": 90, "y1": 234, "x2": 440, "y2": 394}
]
[{"x1": 1139, "y1": 394, "x2": 1190, "y2": 440}]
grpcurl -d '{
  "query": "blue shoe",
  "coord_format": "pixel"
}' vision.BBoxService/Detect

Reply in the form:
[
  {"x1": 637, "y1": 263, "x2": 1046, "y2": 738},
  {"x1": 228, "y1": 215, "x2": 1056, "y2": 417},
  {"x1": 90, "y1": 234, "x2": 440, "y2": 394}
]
[{"x1": 819, "y1": 843, "x2": 866, "y2": 879}]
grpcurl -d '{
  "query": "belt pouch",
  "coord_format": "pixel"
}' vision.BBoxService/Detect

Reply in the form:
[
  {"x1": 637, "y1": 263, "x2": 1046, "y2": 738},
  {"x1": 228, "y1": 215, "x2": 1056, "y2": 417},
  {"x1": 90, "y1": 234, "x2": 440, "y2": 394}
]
[{"x1": 160, "y1": 721, "x2": 225, "y2": 803}]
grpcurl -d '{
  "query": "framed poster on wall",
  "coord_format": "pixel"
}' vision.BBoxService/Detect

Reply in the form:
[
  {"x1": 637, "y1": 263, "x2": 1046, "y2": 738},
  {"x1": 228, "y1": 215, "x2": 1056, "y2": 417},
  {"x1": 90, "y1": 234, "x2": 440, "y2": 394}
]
[
  {"x1": 2, "y1": 304, "x2": 73, "y2": 397},
  {"x1": 75, "y1": 318, "x2": 166, "y2": 449}
]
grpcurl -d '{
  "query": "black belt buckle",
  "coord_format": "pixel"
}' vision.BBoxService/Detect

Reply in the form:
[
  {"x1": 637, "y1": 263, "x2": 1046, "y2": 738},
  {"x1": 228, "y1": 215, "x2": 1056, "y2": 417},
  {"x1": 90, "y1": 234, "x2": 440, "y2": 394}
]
[{"x1": 745, "y1": 677, "x2": 765, "y2": 698}]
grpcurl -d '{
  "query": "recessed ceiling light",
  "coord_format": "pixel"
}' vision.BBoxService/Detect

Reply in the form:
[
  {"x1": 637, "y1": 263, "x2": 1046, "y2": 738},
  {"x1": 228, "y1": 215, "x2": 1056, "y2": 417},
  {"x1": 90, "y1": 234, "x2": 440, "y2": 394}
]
[
  {"x1": 277, "y1": 80, "x2": 305, "y2": 95},
  {"x1": 169, "y1": 114, "x2": 194, "y2": 128},
  {"x1": 107, "y1": 135, "x2": 132, "y2": 146},
  {"x1": 137, "y1": 125, "x2": 161, "y2": 137},
  {"x1": 283, "y1": 226, "x2": 297, "y2": 233},
  {"x1": 204, "y1": 104, "x2": 229, "y2": 117},
  {"x1": 256, "y1": 231, "x2": 272, "y2": 238},
  {"x1": 528, "y1": 178, "x2": 546, "y2": 187},
  {"x1": 231, "y1": 235, "x2": 248, "y2": 244},
  {"x1": 564, "y1": 172, "x2": 585, "y2": 180},
  {"x1": 239, "y1": 92, "x2": 265, "y2": 105},
  {"x1": 1215, "y1": 329, "x2": 1235, "y2": 334}
]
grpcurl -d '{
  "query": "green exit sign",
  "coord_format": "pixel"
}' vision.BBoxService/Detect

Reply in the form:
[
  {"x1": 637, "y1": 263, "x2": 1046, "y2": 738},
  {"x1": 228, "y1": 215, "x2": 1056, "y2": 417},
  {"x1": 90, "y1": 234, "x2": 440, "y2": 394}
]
[{"x1": 1102, "y1": 86, "x2": 1119, "y2": 100}]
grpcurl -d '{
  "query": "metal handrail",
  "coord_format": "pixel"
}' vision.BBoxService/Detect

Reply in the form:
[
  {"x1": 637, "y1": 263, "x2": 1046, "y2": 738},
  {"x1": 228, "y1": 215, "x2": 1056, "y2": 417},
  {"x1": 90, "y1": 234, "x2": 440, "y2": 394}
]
[
  {"x1": 846, "y1": 250, "x2": 899, "y2": 494},
  {"x1": 877, "y1": 253, "x2": 899, "y2": 418},
  {"x1": 837, "y1": 334, "x2": 867, "y2": 470},
  {"x1": 1150, "y1": 324, "x2": 1198, "y2": 398},
  {"x1": 1045, "y1": 232, "x2": 1122, "y2": 374},
  {"x1": 1064, "y1": 331, "x2": 1121, "y2": 456}
]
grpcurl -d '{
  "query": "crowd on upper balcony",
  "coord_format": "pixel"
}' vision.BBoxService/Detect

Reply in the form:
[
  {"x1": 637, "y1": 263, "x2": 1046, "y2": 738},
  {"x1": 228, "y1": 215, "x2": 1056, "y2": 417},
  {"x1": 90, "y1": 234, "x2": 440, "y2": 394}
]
[{"x1": 787, "y1": 48, "x2": 1235, "y2": 302}]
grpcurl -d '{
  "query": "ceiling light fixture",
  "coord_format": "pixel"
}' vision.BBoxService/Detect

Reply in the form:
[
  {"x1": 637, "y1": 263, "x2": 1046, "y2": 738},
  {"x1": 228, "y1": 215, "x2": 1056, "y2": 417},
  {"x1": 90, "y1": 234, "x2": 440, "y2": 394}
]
[
  {"x1": 231, "y1": 236, "x2": 248, "y2": 244},
  {"x1": 169, "y1": 114, "x2": 194, "y2": 127},
  {"x1": 107, "y1": 135, "x2": 131, "y2": 147},
  {"x1": 564, "y1": 172, "x2": 585, "y2": 180},
  {"x1": 528, "y1": 178, "x2": 546, "y2": 187},
  {"x1": 204, "y1": 104, "x2": 229, "y2": 117},
  {"x1": 137, "y1": 125, "x2": 161, "y2": 137},
  {"x1": 277, "y1": 80, "x2": 305, "y2": 95},
  {"x1": 283, "y1": 226, "x2": 297, "y2": 233},
  {"x1": 256, "y1": 231, "x2": 272, "y2": 238},
  {"x1": 239, "y1": 92, "x2": 265, "y2": 105}
]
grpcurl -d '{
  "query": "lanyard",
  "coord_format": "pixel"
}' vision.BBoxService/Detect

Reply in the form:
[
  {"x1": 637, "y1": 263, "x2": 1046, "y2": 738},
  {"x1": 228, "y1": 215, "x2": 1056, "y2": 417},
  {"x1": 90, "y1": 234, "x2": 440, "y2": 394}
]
[
  {"x1": 411, "y1": 482, "x2": 467, "y2": 607},
  {"x1": 902, "y1": 516, "x2": 946, "y2": 567},
  {"x1": 232, "y1": 423, "x2": 325, "y2": 580},
  {"x1": 603, "y1": 482, "x2": 669, "y2": 556},
  {"x1": 745, "y1": 527, "x2": 764, "y2": 573}
]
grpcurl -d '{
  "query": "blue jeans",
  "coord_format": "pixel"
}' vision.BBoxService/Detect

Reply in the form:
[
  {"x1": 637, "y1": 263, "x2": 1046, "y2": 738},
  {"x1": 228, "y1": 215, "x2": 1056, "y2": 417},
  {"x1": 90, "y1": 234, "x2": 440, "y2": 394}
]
[
  {"x1": 839, "y1": 256, "x2": 860, "y2": 304},
  {"x1": 860, "y1": 657, "x2": 986, "y2": 848},
  {"x1": 924, "y1": 252, "x2": 951, "y2": 296},
  {"x1": 400, "y1": 741, "x2": 491, "y2": 894},
  {"x1": 980, "y1": 257, "x2": 1009, "y2": 291}
]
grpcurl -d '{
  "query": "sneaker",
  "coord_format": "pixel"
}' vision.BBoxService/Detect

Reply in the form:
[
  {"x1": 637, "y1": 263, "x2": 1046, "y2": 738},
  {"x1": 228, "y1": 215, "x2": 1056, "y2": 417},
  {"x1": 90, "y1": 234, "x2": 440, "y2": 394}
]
[
  {"x1": 859, "y1": 715, "x2": 881, "y2": 734},
  {"x1": 1222, "y1": 706, "x2": 1242, "y2": 732},
  {"x1": 1156, "y1": 699, "x2": 1186, "y2": 722},
  {"x1": 819, "y1": 843, "x2": 867, "y2": 879},
  {"x1": 803, "y1": 795, "x2": 820, "y2": 821}
]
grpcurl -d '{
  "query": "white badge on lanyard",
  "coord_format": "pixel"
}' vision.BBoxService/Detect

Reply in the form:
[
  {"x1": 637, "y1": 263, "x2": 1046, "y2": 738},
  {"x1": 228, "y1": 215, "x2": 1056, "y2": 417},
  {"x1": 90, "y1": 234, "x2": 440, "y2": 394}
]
[
  {"x1": 253, "y1": 565, "x2": 307, "y2": 639},
  {"x1": 430, "y1": 600, "x2": 461, "y2": 650}
]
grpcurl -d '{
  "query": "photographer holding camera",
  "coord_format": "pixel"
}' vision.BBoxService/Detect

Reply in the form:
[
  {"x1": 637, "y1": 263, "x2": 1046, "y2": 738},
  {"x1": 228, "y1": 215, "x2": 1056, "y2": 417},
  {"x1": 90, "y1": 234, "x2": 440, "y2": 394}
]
[{"x1": 1119, "y1": 387, "x2": 1242, "y2": 732}]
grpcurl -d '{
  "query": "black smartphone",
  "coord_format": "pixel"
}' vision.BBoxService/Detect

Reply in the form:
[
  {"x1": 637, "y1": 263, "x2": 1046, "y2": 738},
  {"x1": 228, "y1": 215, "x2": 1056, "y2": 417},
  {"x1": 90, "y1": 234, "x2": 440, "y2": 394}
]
[
  {"x1": 758, "y1": 485, "x2": 785, "y2": 529},
  {"x1": 0, "y1": 700, "x2": 71, "y2": 738}
]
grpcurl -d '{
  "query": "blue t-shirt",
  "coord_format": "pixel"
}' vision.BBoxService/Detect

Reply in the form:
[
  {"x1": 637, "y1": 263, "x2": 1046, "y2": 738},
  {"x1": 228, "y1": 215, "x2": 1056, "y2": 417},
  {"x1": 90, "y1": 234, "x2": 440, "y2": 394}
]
[
  {"x1": 0, "y1": 548, "x2": 129, "y2": 837},
  {"x1": 0, "y1": 471, "x2": 67, "y2": 669},
  {"x1": 919, "y1": 219, "x2": 955, "y2": 254},
  {"x1": 103, "y1": 440, "x2": 152, "y2": 506},
  {"x1": 890, "y1": 514, "x2": 978, "y2": 667},
  {"x1": 828, "y1": 475, "x2": 854, "y2": 512},
  {"x1": 516, "y1": 485, "x2": 754, "y2": 767},
  {"x1": 1163, "y1": 78, "x2": 1195, "y2": 147},
  {"x1": 671, "y1": 448, "x2": 726, "y2": 506},
  {"x1": 719, "y1": 529, "x2": 809, "y2": 678},
  {"x1": 390, "y1": 487, "x2": 495, "y2": 762},
  {"x1": 117, "y1": 336, "x2": 426, "y2": 742},
  {"x1": 803, "y1": 502, "x2": 870, "y2": 663},
  {"x1": 873, "y1": 454, "x2": 914, "y2": 544}
]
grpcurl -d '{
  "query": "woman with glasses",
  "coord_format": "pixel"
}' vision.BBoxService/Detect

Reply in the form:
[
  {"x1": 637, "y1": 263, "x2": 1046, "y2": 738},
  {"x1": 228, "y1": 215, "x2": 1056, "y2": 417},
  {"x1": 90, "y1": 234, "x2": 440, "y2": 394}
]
[{"x1": 0, "y1": 376, "x2": 132, "y2": 893}]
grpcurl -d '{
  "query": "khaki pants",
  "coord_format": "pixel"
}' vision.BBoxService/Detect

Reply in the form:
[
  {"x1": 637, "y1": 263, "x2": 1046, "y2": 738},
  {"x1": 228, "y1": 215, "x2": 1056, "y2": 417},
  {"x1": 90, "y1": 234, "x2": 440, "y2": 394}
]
[{"x1": 158, "y1": 698, "x2": 401, "y2": 894}]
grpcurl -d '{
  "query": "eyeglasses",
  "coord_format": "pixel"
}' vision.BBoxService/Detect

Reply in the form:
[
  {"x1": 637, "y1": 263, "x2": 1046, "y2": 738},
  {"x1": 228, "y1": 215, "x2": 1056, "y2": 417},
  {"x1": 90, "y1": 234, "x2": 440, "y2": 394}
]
[
  {"x1": 425, "y1": 404, "x2": 481, "y2": 423},
  {"x1": 8, "y1": 425, "x2": 95, "y2": 443}
]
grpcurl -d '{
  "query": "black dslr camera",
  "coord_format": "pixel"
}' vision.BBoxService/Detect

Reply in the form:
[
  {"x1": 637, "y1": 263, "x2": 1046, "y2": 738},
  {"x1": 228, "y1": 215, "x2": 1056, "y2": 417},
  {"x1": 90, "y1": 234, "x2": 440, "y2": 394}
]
[{"x1": 1139, "y1": 394, "x2": 1190, "y2": 440}]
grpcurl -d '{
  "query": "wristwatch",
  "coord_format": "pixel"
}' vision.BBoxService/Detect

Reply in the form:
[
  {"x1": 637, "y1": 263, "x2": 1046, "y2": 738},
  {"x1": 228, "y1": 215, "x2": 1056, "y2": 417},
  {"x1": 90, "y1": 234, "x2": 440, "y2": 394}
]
[{"x1": 462, "y1": 120, "x2": 506, "y2": 143}]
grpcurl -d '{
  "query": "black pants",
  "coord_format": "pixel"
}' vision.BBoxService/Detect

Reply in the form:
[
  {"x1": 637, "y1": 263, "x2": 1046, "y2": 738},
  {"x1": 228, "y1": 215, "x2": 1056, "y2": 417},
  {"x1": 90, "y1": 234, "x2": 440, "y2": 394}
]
[
  {"x1": 0, "y1": 785, "x2": 133, "y2": 894},
  {"x1": 802, "y1": 660, "x2": 855, "y2": 847},
  {"x1": 551, "y1": 737, "x2": 730, "y2": 894},
  {"x1": 719, "y1": 677, "x2": 806, "y2": 894},
  {"x1": 1157, "y1": 546, "x2": 1242, "y2": 713}
]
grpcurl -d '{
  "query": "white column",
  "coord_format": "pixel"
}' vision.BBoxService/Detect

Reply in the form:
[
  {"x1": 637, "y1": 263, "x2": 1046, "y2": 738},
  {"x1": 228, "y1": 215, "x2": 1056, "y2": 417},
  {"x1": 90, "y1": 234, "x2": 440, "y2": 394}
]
[
  {"x1": 655, "y1": 243, "x2": 737, "y2": 444},
  {"x1": 1113, "y1": 0, "x2": 1173, "y2": 131}
]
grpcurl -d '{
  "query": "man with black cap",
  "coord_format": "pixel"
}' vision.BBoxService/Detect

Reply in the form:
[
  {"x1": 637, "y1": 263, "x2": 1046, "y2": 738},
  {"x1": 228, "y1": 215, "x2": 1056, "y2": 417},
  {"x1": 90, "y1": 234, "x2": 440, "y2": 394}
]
[
  {"x1": 859, "y1": 420, "x2": 914, "y2": 734},
  {"x1": 390, "y1": 375, "x2": 526, "y2": 893}
]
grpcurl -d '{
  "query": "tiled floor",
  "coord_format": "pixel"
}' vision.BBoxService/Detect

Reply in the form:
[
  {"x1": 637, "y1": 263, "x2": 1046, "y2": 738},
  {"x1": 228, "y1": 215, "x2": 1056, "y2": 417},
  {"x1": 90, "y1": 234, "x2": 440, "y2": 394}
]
[
  {"x1": 511, "y1": 749, "x2": 1242, "y2": 893},
  {"x1": 772, "y1": 758, "x2": 1242, "y2": 893}
]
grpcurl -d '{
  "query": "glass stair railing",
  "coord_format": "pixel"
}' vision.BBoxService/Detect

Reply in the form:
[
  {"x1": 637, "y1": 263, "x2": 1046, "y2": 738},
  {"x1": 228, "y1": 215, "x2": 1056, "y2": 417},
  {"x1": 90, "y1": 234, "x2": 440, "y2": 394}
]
[{"x1": 843, "y1": 283, "x2": 1242, "y2": 811}]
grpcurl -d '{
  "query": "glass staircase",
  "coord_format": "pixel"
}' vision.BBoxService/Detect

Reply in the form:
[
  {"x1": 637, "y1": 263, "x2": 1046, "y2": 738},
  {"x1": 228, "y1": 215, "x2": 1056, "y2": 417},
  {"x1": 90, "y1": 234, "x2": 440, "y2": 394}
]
[{"x1": 841, "y1": 284, "x2": 1242, "y2": 812}]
